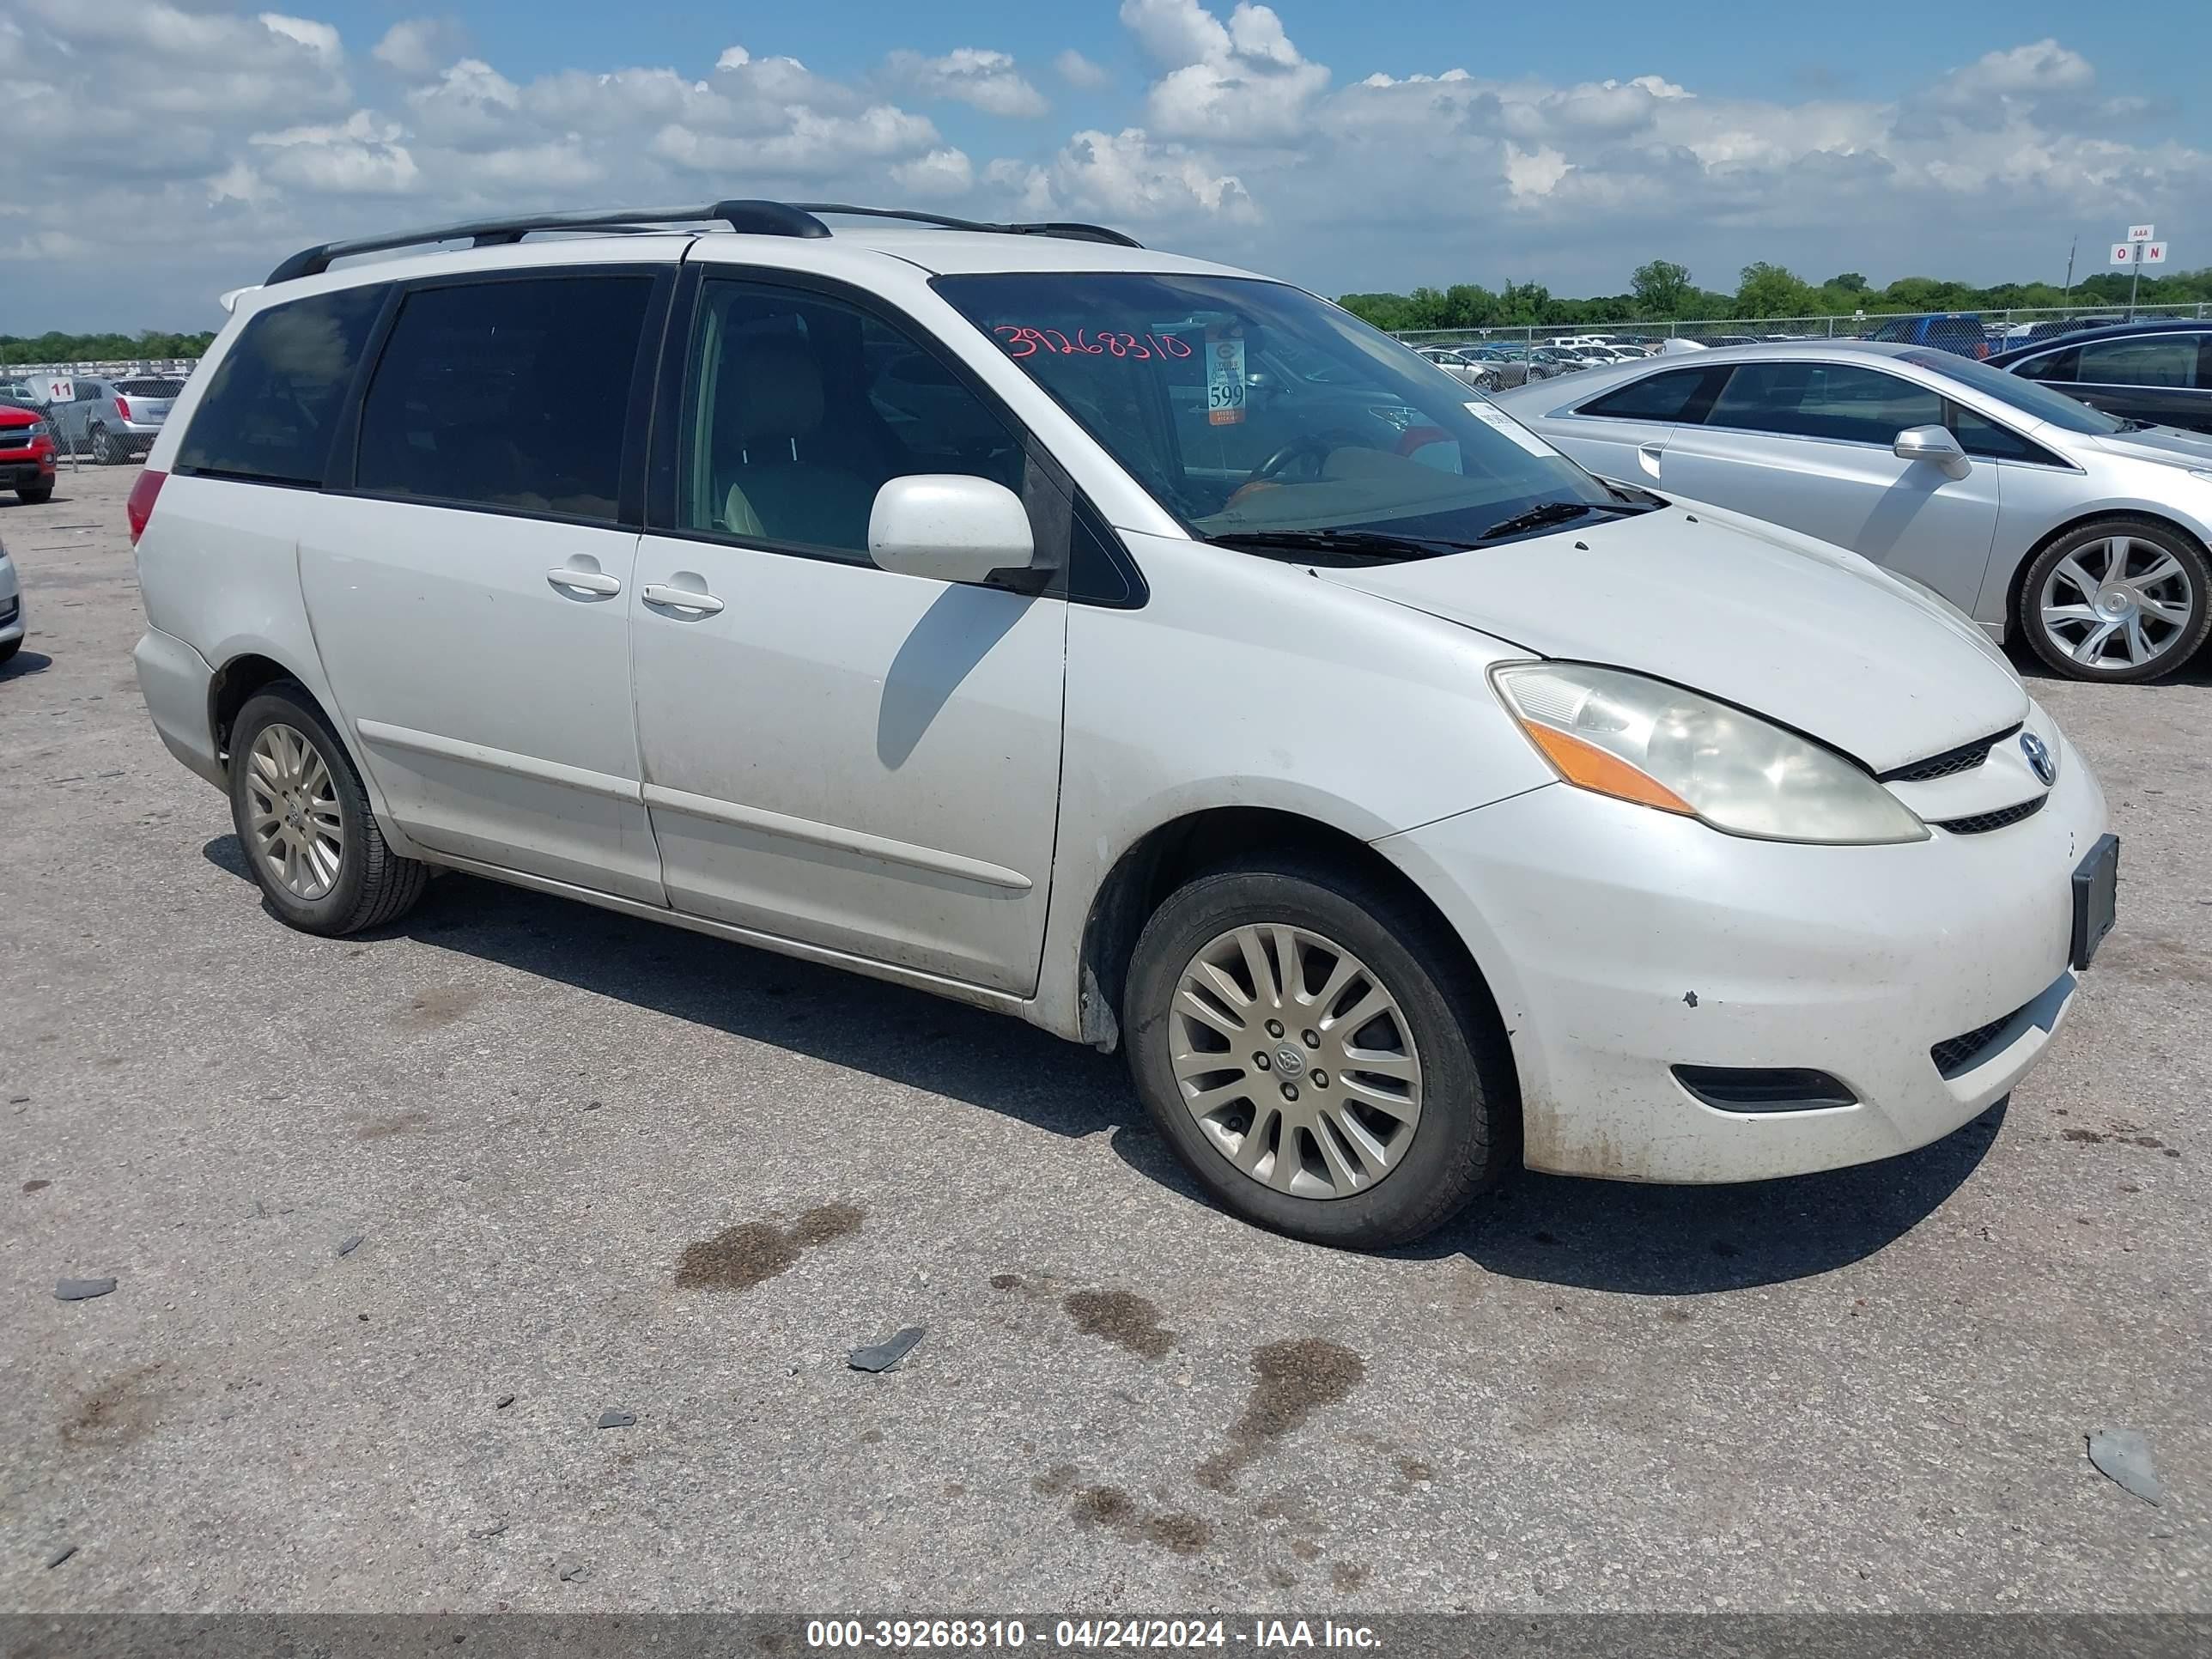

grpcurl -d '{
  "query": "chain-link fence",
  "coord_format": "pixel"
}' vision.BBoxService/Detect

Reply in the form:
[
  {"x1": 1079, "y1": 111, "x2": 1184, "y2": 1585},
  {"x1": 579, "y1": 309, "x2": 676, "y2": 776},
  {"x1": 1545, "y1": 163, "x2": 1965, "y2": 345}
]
[{"x1": 0, "y1": 361, "x2": 198, "y2": 471}]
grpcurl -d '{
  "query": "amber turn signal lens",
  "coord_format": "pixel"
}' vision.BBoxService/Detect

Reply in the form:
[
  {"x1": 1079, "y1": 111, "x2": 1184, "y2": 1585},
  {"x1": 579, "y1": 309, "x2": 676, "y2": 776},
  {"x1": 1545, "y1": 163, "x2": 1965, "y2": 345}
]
[{"x1": 1523, "y1": 721, "x2": 1696, "y2": 816}]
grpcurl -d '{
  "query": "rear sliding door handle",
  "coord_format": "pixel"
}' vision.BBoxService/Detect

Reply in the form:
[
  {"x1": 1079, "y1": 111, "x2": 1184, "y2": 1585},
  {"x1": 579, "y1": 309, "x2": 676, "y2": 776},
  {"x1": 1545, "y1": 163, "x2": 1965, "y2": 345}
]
[
  {"x1": 641, "y1": 583, "x2": 725, "y2": 616},
  {"x1": 547, "y1": 567, "x2": 622, "y2": 596}
]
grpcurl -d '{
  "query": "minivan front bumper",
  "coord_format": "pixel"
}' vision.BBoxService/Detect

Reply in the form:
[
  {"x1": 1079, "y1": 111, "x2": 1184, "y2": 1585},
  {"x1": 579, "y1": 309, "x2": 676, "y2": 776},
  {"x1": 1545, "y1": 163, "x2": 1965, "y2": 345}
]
[{"x1": 1376, "y1": 728, "x2": 2109, "y2": 1183}]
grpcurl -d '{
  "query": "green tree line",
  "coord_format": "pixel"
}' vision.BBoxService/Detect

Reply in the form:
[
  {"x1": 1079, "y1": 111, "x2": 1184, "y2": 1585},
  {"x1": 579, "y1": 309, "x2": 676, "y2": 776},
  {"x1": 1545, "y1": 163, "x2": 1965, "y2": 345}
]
[
  {"x1": 2, "y1": 328, "x2": 218, "y2": 366},
  {"x1": 1339, "y1": 261, "x2": 2212, "y2": 332}
]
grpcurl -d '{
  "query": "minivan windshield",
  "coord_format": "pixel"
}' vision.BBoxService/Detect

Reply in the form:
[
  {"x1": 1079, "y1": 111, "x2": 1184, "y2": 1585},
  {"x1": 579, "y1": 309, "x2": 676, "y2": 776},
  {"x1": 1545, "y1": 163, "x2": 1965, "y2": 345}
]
[
  {"x1": 1900, "y1": 348, "x2": 2126, "y2": 435},
  {"x1": 933, "y1": 272, "x2": 1626, "y2": 556}
]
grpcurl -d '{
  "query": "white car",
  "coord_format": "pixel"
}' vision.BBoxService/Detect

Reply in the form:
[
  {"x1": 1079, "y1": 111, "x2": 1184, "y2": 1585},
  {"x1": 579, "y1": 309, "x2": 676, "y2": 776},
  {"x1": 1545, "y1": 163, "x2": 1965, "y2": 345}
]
[
  {"x1": 130, "y1": 201, "x2": 2115, "y2": 1249},
  {"x1": 1493, "y1": 342, "x2": 2212, "y2": 682},
  {"x1": 0, "y1": 534, "x2": 24, "y2": 665}
]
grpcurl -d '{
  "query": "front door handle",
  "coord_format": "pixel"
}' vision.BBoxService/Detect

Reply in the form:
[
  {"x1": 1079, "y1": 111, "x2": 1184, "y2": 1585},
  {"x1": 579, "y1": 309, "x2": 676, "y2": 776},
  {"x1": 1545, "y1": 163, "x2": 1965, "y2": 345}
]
[
  {"x1": 641, "y1": 583, "x2": 725, "y2": 616},
  {"x1": 1637, "y1": 441, "x2": 1665, "y2": 480},
  {"x1": 547, "y1": 567, "x2": 622, "y2": 597}
]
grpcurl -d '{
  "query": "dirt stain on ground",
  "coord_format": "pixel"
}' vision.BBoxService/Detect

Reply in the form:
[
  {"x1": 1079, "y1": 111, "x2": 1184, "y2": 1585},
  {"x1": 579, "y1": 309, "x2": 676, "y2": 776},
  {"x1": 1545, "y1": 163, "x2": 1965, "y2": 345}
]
[
  {"x1": 356, "y1": 1109, "x2": 431, "y2": 1142},
  {"x1": 22, "y1": 1179, "x2": 51, "y2": 1194},
  {"x1": 1031, "y1": 1462, "x2": 1080, "y2": 1497},
  {"x1": 2064, "y1": 1127, "x2": 2168, "y2": 1149},
  {"x1": 1062, "y1": 1289, "x2": 1173, "y2": 1361},
  {"x1": 398, "y1": 985, "x2": 484, "y2": 1029},
  {"x1": 674, "y1": 1202, "x2": 864, "y2": 1292},
  {"x1": 1395, "y1": 1456, "x2": 1434, "y2": 1490},
  {"x1": 1195, "y1": 1338, "x2": 1365, "y2": 1492},
  {"x1": 1063, "y1": 1480, "x2": 1212, "y2": 1558},
  {"x1": 62, "y1": 1364, "x2": 167, "y2": 1451},
  {"x1": 1331, "y1": 1561, "x2": 1370, "y2": 1591},
  {"x1": 1291, "y1": 1538, "x2": 1322, "y2": 1562}
]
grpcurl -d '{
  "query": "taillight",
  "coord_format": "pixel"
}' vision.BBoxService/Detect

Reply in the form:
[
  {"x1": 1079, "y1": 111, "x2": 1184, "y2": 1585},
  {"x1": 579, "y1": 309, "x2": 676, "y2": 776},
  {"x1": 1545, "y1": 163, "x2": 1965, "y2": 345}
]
[{"x1": 127, "y1": 468, "x2": 167, "y2": 545}]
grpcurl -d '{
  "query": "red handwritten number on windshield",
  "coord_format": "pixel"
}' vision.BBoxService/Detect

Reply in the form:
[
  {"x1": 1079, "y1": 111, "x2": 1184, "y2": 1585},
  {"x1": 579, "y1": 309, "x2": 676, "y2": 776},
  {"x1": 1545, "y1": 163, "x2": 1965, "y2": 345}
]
[{"x1": 994, "y1": 325, "x2": 1194, "y2": 362}]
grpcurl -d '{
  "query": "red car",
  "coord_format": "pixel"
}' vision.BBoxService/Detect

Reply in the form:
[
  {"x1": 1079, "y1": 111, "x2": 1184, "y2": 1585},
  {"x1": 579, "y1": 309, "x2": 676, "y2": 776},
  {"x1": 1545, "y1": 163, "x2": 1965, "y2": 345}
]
[{"x1": 0, "y1": 400, "x2": 58, "y2": 503}]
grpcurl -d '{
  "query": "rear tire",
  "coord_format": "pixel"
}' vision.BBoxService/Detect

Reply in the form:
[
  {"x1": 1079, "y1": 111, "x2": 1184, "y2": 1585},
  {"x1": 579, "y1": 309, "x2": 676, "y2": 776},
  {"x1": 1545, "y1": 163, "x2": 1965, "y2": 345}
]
[
  {"x1": 228, "y1": 684, "x2": 428, "y2": 936},
  {"x1": 1123, "y1": 856, "x2": 1513, "y2": 1250},
  {"x1": 90, "y1": 426, "x2": 118, "y2": 465},
  {"x1": 2018, "y1": 518, "x2": 2212, "y2": 683}
]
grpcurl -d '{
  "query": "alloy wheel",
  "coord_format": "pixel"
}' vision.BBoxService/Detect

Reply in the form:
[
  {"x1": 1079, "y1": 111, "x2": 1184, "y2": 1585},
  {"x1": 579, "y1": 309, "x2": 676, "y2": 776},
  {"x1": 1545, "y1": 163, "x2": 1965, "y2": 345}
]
[
  {"x1": 2039, "y1": 533, "x2": 2197, "y2": 671},
  {"x1": 1168, "y1": 924, "x2": 1424, "y2": 1200},
  {"x1": 243, "y1": 722, "x2": 345, "y2": 901}
]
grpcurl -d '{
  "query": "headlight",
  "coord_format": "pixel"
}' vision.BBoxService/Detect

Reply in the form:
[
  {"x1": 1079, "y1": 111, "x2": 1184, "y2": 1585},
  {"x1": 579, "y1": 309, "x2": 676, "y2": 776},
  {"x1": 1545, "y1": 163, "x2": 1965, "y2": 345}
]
[
  {"x1": 1492, "y1": 661, "x2": 1929, "y2": 845},
  {"x1": 28, "y1": 420, "x2": 52, "y2": 438}
]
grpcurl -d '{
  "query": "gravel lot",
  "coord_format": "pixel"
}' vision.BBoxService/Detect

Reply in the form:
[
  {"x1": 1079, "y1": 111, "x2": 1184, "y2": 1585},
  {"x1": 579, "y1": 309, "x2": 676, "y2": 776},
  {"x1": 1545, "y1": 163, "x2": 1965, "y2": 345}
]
[{"x1": 3, "y1": 462, "x2": 2208, "y2": 1613}]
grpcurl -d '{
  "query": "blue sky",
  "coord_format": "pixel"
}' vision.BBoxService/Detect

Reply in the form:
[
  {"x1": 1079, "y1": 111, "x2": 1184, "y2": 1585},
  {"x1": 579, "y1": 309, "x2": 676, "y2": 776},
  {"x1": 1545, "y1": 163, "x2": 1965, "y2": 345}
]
[{"x1": 4, "y1": 0, "x2": 2209, "y2": 330}]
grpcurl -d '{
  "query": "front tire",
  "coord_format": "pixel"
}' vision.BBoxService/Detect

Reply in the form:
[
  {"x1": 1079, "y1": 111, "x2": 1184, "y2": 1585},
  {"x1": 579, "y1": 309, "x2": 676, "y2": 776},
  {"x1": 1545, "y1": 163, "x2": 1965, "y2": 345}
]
[
  {"x1": 1123, "y1": 858, "x2": 1512, "y2": 1250},
  {"x1": 17, "y1": 484, "x2": 52, "y2": 504},
  {"x1": 2020, "y1": 518, "x2": 2212, "y2": 682},
  {"x1": 228, "y1": 685, "x2": 428, "y2": 935}
]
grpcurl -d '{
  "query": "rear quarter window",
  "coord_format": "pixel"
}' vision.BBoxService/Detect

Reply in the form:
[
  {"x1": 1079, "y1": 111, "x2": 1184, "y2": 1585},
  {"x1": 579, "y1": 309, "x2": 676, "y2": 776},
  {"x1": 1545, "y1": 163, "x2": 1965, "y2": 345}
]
[{"x1": 175, "y1": 287, "x2": 386, "y2": 485}]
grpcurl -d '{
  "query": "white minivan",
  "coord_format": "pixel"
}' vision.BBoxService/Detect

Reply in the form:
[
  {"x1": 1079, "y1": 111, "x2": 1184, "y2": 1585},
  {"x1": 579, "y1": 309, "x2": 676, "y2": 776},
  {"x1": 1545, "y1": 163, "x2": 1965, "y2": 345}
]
[{"x1": 131, "y1": 201, "x2": 2117, "y2": 1249}]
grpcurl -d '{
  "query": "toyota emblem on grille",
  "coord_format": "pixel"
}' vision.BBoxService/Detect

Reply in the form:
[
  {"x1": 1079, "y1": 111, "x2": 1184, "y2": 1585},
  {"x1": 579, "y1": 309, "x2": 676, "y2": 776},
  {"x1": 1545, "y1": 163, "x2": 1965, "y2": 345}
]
[{"x1": 2020, "y1": 732, "x2": 2057, "y2": 787}]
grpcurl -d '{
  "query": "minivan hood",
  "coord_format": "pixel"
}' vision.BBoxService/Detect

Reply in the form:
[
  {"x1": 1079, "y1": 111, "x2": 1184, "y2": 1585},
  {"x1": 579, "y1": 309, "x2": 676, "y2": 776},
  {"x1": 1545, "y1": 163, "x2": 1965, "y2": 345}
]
[{"x1": 1316, "y1": 504, "x2": 2027, "y2": 774}]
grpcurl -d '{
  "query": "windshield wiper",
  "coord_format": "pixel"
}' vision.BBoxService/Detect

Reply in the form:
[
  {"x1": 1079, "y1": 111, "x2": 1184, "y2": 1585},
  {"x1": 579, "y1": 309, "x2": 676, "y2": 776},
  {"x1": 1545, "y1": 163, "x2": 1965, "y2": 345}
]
[
  {"x1": 1473, "y1": 500, "x2": 1616, "y2": 542},
  {"x1": 1203, "y1": 527, "x2": 1473, "y2": 560}
]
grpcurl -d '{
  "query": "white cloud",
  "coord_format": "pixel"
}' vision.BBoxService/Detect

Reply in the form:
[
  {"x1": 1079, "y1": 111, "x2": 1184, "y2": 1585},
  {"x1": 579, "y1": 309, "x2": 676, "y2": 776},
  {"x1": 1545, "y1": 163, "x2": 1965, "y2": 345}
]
[
  {"x1": 890, "y1": 147, "x2": 976, "y2": 198},
  {"x1": 258, "y1": 13, "x2": 342, "y2": 62},
  {"x1": 1118, "y1": 0, "x2": 1328, "y2": 144},
  {"x1": 1054, "y1": 50, "x2": 1111, "y2": 90},
  {"x1": 886, "y1": 47, "x2": 1048, "y2": 118},
  {"x1": 3, "y1": 3, "x2": 2206, "y2": 334},
  {"x1": 374, "y1": 19, "x2": 466, "y2": 80}
]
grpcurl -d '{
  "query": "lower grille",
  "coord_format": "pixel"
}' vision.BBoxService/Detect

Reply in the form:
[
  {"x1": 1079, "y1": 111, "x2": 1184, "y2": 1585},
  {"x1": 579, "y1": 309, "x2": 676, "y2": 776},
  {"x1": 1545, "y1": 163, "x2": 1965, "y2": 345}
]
[
  {"x1": 1931, "y1": 1001, "x2": 2033, "y2": 1078},
  {"x1": 1933, "y1": 796, "x2": 2045, "y2": 836}
]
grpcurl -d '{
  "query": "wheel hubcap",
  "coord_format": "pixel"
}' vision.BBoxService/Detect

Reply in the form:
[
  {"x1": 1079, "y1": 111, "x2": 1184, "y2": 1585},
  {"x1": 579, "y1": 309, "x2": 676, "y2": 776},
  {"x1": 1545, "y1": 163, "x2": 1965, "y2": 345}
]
[
  {"x1": 2039, "y1": 536, "x2": 2194, "y2": 669},
  {"x1": 244, "y1": 723, "x2": 344, "y2": 901},
  {"x1": 1169, "y1": 924, "x2": 1423, "y2": 1200}
]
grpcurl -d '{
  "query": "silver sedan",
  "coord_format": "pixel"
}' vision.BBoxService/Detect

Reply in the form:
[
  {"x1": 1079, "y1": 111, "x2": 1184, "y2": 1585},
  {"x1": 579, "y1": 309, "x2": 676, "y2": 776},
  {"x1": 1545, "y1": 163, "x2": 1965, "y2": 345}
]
[{"x1": 1493, "y1": 341, "x2": 2212, "y2": 682}]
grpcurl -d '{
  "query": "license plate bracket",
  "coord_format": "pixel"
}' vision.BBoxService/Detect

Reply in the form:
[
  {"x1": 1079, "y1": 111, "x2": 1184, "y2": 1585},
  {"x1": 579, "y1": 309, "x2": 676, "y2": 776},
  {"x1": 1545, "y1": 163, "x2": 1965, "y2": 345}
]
[{"x1": 2071, "y1": 833, "x2": 2119, "y2": 970}]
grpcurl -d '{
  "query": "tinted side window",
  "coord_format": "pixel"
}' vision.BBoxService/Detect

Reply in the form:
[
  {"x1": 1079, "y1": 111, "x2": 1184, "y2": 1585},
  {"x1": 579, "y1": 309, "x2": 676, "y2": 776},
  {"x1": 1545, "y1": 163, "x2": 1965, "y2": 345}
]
[
  {"x1": 2075, "y1": 336, "x2": 2200, "y2": 389},
  {"x1": 1949, "y1": 406, "x2": 2045, "y2": 463},
  {"x1": 1706, "y1": 362, "x2": 1942, "y2": 444},
  {"x1": 2011, "y1": 347, "x2": 2078, "y2": 384},
  {"x1": 356, "y1": 276, "x2": 653, "y2": 522},
  {"x1": 678, "y1": 279, "x2": 1024, "y2": 562},
  {"x1": 176, "y1": 288, "x2": 385, "y2": 485},
  {"x1": 1577, "y1": 367, "x2": 1724, "y2": 422}
]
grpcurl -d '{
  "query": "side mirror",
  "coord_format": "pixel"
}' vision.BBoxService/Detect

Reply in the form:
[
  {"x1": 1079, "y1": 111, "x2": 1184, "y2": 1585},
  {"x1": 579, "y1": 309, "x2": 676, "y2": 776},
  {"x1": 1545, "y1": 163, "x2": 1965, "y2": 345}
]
[
  {"x1": 1893, "y1": 425, "x2": 1971, "y2": 480},
  {"x1": 869, "y1": 474, "x2": 1037, "y2": 586}
]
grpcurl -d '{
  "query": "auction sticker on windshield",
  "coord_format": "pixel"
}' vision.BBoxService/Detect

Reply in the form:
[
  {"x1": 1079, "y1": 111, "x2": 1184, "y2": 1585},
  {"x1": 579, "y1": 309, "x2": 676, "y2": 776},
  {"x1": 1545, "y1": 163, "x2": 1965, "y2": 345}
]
[
  {"x1": 1466, "y1": 400, "x2": 1557, "y2": 457},
  {"x1": 1207, "y1": 329, "x2": 1247, "y2": 425}
]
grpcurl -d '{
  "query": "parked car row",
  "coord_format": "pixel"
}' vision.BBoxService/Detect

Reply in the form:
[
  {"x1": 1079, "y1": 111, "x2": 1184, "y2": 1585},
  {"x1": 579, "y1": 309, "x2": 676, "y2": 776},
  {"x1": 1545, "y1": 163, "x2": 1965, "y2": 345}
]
[{"x1": 128, "y1": 200, "x2": 2120, "y2": 1254}]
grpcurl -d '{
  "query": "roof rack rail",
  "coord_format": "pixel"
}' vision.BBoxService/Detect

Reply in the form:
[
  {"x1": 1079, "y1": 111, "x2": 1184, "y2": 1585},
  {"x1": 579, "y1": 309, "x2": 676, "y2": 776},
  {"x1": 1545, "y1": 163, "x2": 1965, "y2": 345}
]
[
  {"x1": 792, "y1": 203, "x2": 1144, "y2": 249},
  {"x1": 261, "y1": 198, "x2": 1142, "y2": 286},
  {"x1": 264, "y1": 199, "x2": 830, "y2": 285}
]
